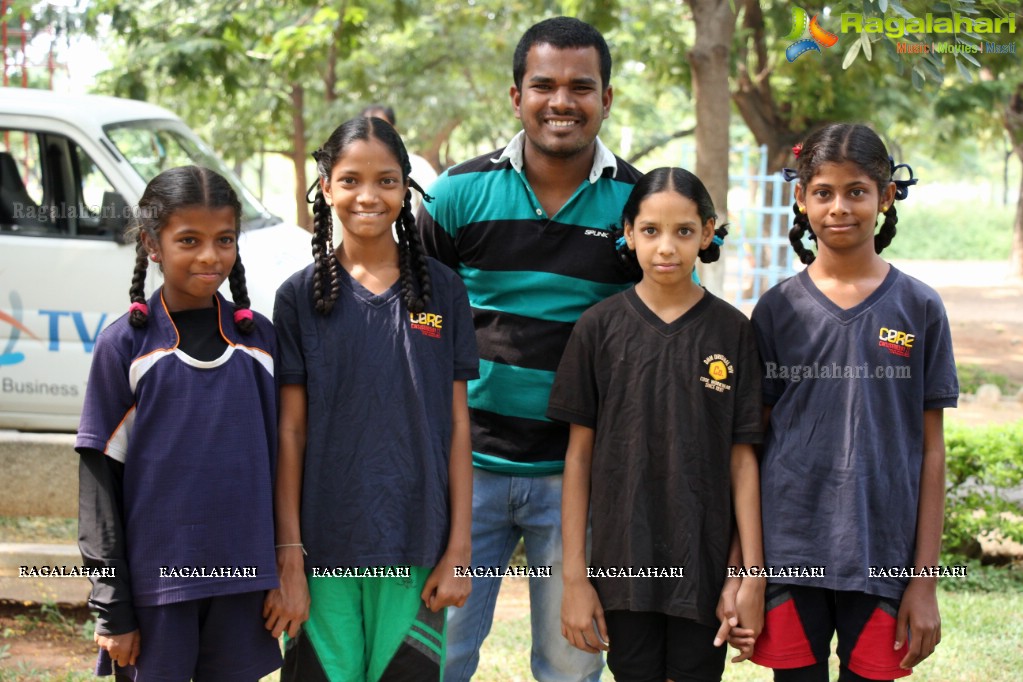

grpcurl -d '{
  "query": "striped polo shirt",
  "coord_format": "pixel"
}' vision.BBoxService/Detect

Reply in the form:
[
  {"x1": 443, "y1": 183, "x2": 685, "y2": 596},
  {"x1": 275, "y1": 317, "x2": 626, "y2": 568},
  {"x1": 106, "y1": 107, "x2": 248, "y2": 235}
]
[{"x1": 419, "y1": 133, "x2": 642, "y2": 475}]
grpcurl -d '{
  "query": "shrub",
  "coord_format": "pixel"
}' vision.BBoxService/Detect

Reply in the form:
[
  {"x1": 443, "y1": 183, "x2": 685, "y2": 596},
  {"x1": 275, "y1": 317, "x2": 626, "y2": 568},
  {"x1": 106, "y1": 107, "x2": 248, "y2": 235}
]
[{"x1": 943, "y1": 421, "x2": 1023, "y2": 565}]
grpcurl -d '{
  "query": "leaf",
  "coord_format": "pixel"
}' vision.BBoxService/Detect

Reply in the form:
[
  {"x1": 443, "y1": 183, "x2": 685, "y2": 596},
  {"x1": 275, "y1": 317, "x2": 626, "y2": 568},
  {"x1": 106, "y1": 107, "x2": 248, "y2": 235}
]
[
  {"x1": 960, "y1": 50, "x2": 982, "y2": 68},
  {"x1": 878, "y1": 0, "x2": 888, "y2": 12},
  {"x1": 861, "y1": 31, "x2": 872, "y2": 61},
  {"x1": 886, "y1": 0, "x2": 915, "y2": 20},
  {"x1": 922, "y1": 58, "x2": 944, "y2": 83},
  {"x1": 955, "y1": 58, "x2": 974, "y2": 83},
  {"x1": 911, "y1": 66, "x2": 924, "y2": 89},
  {"x1": 842, "y1": 38, "x2": 862, "y2": 69}
]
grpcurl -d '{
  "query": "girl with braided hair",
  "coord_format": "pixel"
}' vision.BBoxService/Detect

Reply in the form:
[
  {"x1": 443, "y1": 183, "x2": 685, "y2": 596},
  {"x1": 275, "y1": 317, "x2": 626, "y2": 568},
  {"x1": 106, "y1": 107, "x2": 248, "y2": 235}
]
[
  {"x1": 750, "y1": 123, "x2": 957, "y2": 682},
  {"x1": 76, "y1": 165, "x2": 282, "y2": 680},
  {"x1": 266, "y1": 116, "x2": 479, "y2": 682}
]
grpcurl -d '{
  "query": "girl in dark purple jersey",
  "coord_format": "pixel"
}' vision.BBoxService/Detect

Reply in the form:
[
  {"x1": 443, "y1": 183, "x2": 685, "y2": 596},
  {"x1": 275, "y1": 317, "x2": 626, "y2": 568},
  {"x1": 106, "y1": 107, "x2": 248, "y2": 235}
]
[{"x1": 77, "y1": 166, "x2": 281, "y2": 681}]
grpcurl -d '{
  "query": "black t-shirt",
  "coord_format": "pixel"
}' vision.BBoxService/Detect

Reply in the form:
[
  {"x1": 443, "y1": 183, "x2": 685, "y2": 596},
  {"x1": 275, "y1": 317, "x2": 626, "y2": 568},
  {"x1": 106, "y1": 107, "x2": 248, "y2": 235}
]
[
  {"x1": 169, "y1": 306, "x2": 228, "y2": 361},
  {"x1": 548, "y1": 288, "x2": 762, "y2": 626}
]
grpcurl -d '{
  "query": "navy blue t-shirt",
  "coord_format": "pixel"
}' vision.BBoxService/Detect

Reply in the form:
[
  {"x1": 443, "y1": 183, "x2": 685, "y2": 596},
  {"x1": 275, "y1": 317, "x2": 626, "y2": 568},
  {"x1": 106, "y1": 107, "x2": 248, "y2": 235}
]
[
  {"x1": 76, "y1": 290, "x2": 279, "y2": 606},
  {"x1": 274, "y1": 257, "x2": 479, "y2": 570},
  {"x1": 751, "y1": 267, "x2": 958, "y2": 599}
]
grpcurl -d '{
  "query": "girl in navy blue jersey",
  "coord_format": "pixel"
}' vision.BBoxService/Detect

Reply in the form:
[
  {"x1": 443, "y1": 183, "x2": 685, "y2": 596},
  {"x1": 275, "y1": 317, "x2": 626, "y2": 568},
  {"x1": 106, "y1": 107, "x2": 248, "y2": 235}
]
[
  {"x1": 750, "y1": 124, "x2": 957, "y2": 682},
  {"x1": 76, "y1": 165, "x2": 281, "y2": 681},
  {"x1": 264, "y1": 116, "x2": 478, "y2": 682}
]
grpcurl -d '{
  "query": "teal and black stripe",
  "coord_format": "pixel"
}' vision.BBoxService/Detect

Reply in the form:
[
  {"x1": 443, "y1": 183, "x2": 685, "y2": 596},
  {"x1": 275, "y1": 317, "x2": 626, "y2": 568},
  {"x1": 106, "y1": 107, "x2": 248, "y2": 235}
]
[{"x1": 421, "y1": 146, "x2": 642, "y2": 475}]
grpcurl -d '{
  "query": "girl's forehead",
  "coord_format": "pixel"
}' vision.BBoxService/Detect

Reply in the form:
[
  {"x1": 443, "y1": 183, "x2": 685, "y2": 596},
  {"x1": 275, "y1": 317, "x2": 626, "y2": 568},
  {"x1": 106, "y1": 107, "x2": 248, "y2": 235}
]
[
  {"x1": 161, "y1": 206, "x2": 237, "y2": 232},
  {"x1": 636, "y1": 190, "x2": 700, "y2": 215},
  {"x1": 333, "y1": 138, "x2": 402, "y2": 170},
  {"x1": 809, "y1": 161, "x2": 876, "y2": 185}
]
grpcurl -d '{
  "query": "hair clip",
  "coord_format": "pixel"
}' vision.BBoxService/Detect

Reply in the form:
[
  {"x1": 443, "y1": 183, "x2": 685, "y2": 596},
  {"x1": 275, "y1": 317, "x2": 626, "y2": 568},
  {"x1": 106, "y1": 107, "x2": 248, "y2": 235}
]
[
  {"x1": 129, "y1": 301, "x2": 148, "y2": 316},
  {"x1": 311, "y1": 149, "x2": 324, "y2": 163},
  {"x1": 792, "y1": 143, "x2": 803, "y2": 159},
  {"x1": 888, "y1": 157, "x2": 918, "y2": 201},
  {"x1": 781, "y1": 168, "x2": 799, "y2": 182},
  {"x1": 615, "y1": 235, "x2": 627, "y2": 249},
  {"x1": 712, "y1": 234, "x2": 724, "y2": 246},
  {"x1": 233, "y1": 308, "x2": 254, "y2": 323}
]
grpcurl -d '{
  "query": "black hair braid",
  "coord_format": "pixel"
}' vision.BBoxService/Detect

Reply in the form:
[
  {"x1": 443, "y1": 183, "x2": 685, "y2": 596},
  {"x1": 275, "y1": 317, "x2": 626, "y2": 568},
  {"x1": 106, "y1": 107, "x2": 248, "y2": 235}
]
[
  {"x1": 698, "y1": 224, "x2": 729, "y2": 263},
  {"x1": 228, "y1": 256, "x2": 255, "y2": 334},
  {"x1": 129, "y1": 233, "x2": 150, "y2": 328},
  {"x1": 608, "y1": 223, "x2": 643, "y2": 282},
  {"x1": 396, "y1": 188, "x2": 432, "y2": 314},
  {"x1": 789, "y1": 204, "x2": 817, "y2": 265},
  {"x1": 311, "y1": 188, "x2": 340, "y2": 315},
  {"x1": 874, "y1": 205, "x2": 898, "y2": 254}
]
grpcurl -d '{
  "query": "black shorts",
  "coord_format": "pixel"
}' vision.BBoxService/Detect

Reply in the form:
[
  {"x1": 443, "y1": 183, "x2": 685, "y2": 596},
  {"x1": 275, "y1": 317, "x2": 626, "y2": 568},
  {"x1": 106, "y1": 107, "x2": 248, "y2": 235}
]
[
  {"x1": 751, "y1": 584, "x2": 909, "y2": 681},
  {"x1": 604, "y1": 610, "x2": 726, "y2": 682}
]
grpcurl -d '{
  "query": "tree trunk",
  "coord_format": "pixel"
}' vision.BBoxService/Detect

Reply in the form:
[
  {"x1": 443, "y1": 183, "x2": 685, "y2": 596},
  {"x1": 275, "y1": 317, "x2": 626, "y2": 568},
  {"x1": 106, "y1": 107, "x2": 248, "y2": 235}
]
[
  {"x1": 421, "y1": 117, "x2": 462, "y2": 173},
  {"x1": 686, "y1": 0, "x2": 735, "y2": 295},
  {"x1": 291, "y1": 84, "x2": 311, "y2": 231},
  {"x1": 1013, "y1": 173, "x2": 1023, "y2": 278},
  {"x1": 1005, "y1": 84, "x2": 1023, "y2": 278}
]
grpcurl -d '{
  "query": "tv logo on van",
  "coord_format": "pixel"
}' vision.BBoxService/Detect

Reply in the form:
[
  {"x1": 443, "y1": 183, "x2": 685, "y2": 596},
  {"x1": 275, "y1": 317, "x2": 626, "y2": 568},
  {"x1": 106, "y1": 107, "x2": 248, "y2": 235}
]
[
  {"x1": 1, "y1": 289, "x2": 107, "y2": 366},
  {"x1": 784, "y1": 6, "x2": 839, "y2": 62}
]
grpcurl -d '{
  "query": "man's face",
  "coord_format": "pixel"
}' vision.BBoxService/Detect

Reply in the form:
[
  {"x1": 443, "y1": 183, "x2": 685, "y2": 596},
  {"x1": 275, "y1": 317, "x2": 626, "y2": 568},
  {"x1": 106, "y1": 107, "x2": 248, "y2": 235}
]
[{"x1": 511, "y1": 43, "x2": 612, "y2": 162}]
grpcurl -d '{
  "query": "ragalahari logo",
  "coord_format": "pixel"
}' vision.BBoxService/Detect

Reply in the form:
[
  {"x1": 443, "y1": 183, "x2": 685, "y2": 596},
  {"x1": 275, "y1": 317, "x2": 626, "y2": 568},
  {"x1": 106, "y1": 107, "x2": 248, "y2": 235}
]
[{"x1": 785, "y1": 7, "x2": 839, "y2": 62}]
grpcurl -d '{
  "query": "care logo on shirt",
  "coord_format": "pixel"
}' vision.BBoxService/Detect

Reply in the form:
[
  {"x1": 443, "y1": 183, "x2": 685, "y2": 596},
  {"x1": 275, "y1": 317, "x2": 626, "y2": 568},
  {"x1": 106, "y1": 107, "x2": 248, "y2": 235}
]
[
  {"x1": 409, "y1": 311, "x2": 443, "y2": 339},
  {"x1": 701, "y1": 353, "x2": 733, "y2": 393},
  {"x1": 878, "y1": 326, "x2": 914, "y2": 358}
]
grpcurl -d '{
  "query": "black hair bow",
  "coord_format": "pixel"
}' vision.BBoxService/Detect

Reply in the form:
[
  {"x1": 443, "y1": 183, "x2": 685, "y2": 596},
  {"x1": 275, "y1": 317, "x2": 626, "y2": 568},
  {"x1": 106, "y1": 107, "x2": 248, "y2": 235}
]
[
  {"x1": 781, "y1": 167, "x2": 799, "y2": 182},
  {"x1": 889, "y1": 157, "x2": 918, "y2": 200}
]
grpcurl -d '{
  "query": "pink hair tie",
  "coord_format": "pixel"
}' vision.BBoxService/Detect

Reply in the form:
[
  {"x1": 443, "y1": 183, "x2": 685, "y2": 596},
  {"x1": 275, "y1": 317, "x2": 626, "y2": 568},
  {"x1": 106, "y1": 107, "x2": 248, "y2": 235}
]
[
  {"x1": 129, "y1": 302, "x2": 148, "y2": 315},
  {"x1": 233, "y1": 308, "x2": 254, "y2": 323}
]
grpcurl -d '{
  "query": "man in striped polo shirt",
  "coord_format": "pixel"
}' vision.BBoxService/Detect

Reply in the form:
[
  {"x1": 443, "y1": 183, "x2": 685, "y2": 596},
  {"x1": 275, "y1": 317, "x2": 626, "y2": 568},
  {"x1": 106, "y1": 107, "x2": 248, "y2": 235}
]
[{"x1": 418, "y1": 16, "x2": 642, "y2": 682}]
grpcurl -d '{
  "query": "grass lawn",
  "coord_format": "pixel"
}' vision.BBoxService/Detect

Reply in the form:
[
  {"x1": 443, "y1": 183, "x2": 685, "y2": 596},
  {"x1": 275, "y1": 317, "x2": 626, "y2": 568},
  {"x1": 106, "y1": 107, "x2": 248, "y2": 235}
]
[
  {"x1": 0, "y1": 587, "x2": 1019, "y2": 681},
  {"x1": 473, "y1": 588, "x2": 1023, "y2": 682}
]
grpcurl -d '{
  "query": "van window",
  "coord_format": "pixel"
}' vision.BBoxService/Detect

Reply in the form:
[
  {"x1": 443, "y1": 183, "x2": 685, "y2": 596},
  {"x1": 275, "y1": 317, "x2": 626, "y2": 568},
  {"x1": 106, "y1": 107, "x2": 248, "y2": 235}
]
[
  {"x1": 1, "y1": 128, "x2": 123, "y2": 239},
  {"x1": 105, "y1": 121, "x2": 279, "y2": 229},
  {"x1": 1, "y1": 131, "x2": 48, "y2": 233}
]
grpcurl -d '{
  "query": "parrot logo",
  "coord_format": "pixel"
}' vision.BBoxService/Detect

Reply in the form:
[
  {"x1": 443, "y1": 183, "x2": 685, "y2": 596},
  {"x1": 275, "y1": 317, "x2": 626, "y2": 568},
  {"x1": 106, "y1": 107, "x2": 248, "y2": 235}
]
[{"x1": 784, "y1": 7, "x2": 839, "y2": 62}]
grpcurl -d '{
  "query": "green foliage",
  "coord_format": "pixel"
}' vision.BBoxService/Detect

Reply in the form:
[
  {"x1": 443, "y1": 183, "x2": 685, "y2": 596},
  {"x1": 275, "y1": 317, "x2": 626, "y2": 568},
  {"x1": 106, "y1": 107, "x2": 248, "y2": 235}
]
[
  {"x1": 882, "y1": 200, "x2": 1015, "y2": 260},
  {"x1": 956, "y1": 364, "x2": 1021, "y2": 394},
  {"x1": 935, "y1": 559, "x2": 1023, "y2": 592},
  {"x1": 943, "y1": 421, "x2": 1023, "y2": 562}
]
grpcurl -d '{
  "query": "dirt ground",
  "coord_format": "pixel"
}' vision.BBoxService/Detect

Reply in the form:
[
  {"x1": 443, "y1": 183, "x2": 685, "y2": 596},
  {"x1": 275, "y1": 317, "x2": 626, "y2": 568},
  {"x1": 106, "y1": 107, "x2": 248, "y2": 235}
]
[{"x1": 2, "y1": 264, "x2": 1020, "y2": 676}]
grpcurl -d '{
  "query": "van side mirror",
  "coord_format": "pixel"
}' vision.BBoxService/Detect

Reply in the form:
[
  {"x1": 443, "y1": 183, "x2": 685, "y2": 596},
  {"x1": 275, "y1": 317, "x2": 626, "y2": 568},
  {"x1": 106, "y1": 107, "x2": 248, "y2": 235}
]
[{"x1": 99, "y1": 191, "x2": 132, "y2": 244}]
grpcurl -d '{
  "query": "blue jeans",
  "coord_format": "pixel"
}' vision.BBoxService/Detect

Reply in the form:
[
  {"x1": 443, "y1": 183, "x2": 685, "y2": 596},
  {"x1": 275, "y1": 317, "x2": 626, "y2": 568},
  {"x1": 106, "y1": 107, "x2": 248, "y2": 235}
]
[{"x1": 445, "y1": 468, "x2": 603, "y2": 682}]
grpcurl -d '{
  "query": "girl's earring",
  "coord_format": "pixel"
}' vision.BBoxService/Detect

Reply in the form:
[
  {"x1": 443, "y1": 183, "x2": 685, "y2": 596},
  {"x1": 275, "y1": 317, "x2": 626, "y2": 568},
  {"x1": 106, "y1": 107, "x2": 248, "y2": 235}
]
[
  {"x1": 880, "y1": 205, "x2": 889, "y2": 213},
  {"x1": 798, "y1": 205, "x2": 806, "y2": 214},
  {"x1": 149, "y1": 253, "x2": 160, "y2": 262}
]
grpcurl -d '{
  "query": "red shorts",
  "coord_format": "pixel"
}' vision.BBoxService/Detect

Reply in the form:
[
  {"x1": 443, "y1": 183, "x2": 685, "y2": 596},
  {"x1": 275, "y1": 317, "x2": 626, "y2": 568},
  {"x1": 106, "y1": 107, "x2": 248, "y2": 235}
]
[{"x1": 751, "y1": 585, "x2": 910, "y2": 680}]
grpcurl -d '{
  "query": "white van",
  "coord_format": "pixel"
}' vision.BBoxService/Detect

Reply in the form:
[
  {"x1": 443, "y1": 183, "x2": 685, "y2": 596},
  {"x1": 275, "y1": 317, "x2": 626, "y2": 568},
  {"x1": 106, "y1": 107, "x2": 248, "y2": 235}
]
[{"x1": 0, "y1": 88, "x2": 311, "y2": 431}]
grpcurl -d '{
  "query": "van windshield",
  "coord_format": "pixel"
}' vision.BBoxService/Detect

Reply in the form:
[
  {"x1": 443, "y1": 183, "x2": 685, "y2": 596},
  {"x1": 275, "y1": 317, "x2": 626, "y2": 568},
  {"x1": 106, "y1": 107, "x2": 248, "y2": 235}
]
[{"x1": 103, "y1": 120, "x2": 281, "y2": 229}]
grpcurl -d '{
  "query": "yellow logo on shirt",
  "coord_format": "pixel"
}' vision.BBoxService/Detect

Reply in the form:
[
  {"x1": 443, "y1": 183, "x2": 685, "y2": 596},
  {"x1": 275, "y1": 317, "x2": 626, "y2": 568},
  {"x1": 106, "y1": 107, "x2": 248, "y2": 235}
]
[
  {"x1": 878, "y1": 326, "x2": 914, "y2": 358},
  {"x1": 409, "y1": 312, "x2": 443, "y2": 339},
  {"x1": 701, "y1": 354, "x2": 733, "y2": 393}
]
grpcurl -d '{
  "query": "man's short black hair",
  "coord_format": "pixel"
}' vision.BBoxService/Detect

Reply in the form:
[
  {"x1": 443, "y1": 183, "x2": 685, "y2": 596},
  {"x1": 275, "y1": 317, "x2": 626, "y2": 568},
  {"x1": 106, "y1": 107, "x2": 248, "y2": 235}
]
[{"x1": 513, "y1": 16, "x2": 612, "y2": 91}]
